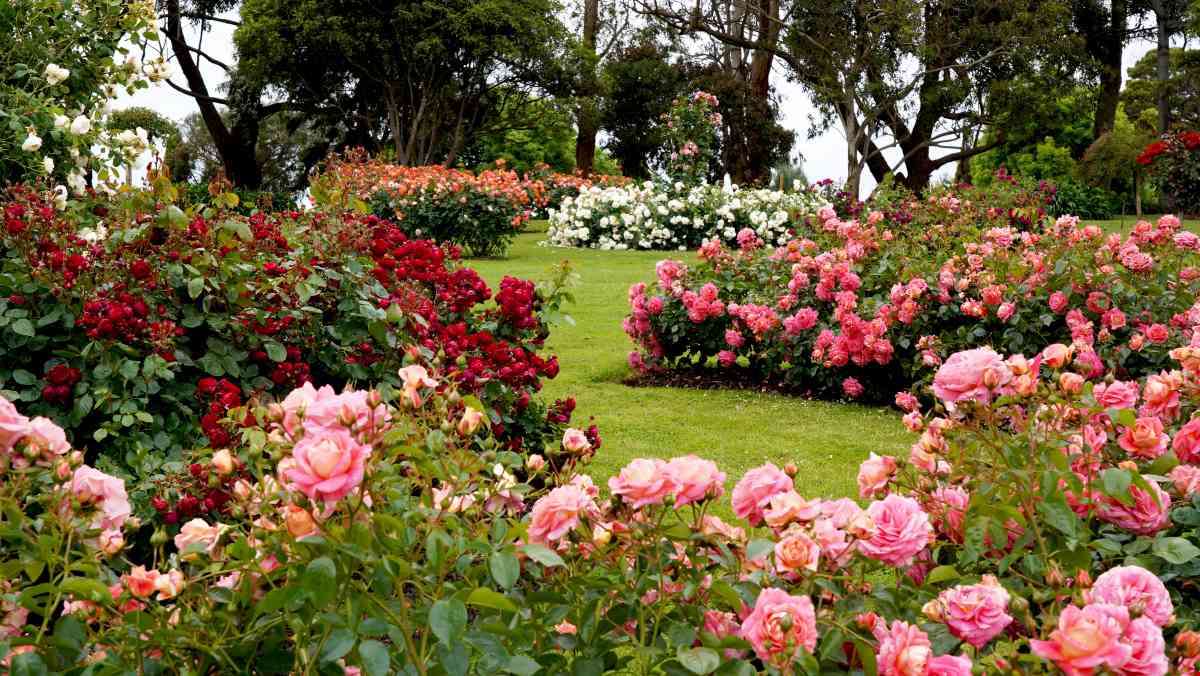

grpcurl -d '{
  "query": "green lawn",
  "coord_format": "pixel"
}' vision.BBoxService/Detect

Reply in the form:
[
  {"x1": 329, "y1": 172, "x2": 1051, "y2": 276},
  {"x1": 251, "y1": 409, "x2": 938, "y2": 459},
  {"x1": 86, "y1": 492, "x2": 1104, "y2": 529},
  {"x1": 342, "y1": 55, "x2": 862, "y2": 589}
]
[
  {"x1": 470, "y1": 224, "x2": 912, "y2": 501},
  {"x1": 1094, "y1": 214, "x2": 1200, "y2": 233}
]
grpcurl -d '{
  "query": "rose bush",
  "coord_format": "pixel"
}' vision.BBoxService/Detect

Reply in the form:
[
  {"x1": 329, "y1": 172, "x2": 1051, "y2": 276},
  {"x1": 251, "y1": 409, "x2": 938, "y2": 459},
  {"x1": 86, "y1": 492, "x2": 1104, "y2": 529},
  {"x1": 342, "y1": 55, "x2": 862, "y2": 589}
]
[
  {"x1": 8, "y1": 341, "x2": 1200, "y2": 673},
  {"x1": 0, "y1": 179, "x2": 580, "y2": 502},
  {"x1": 625, "y1": 190, "x2": 1200, "y2": 399},
  {"x1": 1138, "y1": 131, "x2": 1200, "y2": 216},
  {"x1": 547, "y1": 181, "x2": 821, "y2": 251}
]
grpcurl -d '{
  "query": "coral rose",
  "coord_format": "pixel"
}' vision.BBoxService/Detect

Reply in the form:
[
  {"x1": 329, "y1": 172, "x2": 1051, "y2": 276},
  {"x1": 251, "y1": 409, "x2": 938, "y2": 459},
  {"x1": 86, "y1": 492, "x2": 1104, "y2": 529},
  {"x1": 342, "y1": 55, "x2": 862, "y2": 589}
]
[
  {"x1": 284, "y1": 428, "x2": 371, "y2": 504},
  {"x1": 931, "y1": 347, "x2": 1011, "y2": 406},
  {"x1": 608, "y1": 458, "x2": 679, "y2": 508},
  {"x1": 1088, "y1": 566, "x2": 1174, "y2": 627},
  {"x1": 1094, "y1": 381, "x2": 1139, "y2": 410},
  {"x1": 1031, "y1": 603, "x2": 1132, "y2": 675},
  {"x1": 933, "y1": 576, "x2": 1012, "y2": 648},
  {"x1": 739, "y1": 588, "x2": 818, "y2": 664},
  {"x1": 664, "y1": 455, "x2": 725, "y2": 506},
  {"x1": 1172, "y1": 417, "x2": 1200, "y2": 464},
  {"x1": 857, "y1": 452, "x2": 897, "y2": 498},
  {"x1": 1118, "y1": 416, "x2": 1170, "y2": 460},
  {"x1": 124, "y1": 566, "x2": 159, "y2": 599},
  {"x1": 527, "y1": 483, "x2": 596, "y2": 544},
  {"x1": 774, "y1": 531, "x2": 821, "y2": 574},
  {"x1": 876, "y1": 620, "x2": 932, "y2": 676},
  {"x1": 859, "y1": 495, "x2": 933, "y2": 567},
  {"x1": 731, "y1": 463, "x2": 794, "y2": 526},
  {"x1": 173, "y1": 518, "x2": 221, "y2": 560},
  {"x1": 762, "y1": 491, "x2": 822, "y2": 529}
]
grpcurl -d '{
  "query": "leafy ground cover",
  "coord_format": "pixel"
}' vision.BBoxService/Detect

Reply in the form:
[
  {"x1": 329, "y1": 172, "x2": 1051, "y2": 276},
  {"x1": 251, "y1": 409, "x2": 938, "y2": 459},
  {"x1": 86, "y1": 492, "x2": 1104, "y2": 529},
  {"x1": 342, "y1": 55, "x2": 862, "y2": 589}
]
[{"x1": 472, "y1": 222, "x2": 912, "y2": 498}]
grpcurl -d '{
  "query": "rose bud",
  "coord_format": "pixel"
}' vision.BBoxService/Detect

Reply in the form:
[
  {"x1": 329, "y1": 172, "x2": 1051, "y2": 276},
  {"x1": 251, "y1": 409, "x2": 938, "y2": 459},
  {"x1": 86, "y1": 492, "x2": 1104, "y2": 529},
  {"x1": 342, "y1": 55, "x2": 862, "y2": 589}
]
[
  {"x1": 562, "y1": 428, "x2": 591, "y2": 454},
  {"x1": 211, "y1": 449, "x2": 235, "y2": 475},
  {"x1": 1059, "y1": 372, "x2": 1084, "y2": 394},
  {"x1": 284, "y1": 504, "x2": 319, "y2": 539},
  {"x1": 457, "y1": 406, "x2": 484, "y2": 436},
  {"x1": 99, "y1": 529, "x2": 125, "y2": 556},
  {"x1": 525, "y1": 454, "x2": 545, "y2": 472},
  {"x1": 1041, "y1": 343, "x2": 1073, "y2": 368}
]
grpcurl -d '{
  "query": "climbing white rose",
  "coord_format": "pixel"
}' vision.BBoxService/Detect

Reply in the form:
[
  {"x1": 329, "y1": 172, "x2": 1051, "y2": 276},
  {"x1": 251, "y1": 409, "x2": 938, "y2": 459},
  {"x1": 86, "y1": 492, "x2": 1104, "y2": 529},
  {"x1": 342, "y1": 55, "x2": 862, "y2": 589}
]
[
  {"x1": 69, "y1": 115, "x2": 91, "y2": 136},
  {"x1": 22, "y1": 131, "x2": 43, "y2": 152},
  {"x1": 43, "y1": 63, "x2": 70, "y2": 85}
]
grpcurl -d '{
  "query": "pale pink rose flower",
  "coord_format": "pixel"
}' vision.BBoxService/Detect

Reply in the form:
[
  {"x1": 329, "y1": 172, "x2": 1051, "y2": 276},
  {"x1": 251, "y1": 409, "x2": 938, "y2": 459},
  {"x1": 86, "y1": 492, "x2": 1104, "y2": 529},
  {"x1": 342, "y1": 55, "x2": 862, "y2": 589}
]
[
  {"x1": 24, "y1": 416, "x2": 70, "y2": 458},
  {"x1": 1169, "y1": 464, "x2": 1200, "y2": 495},
  {"x1": 562, "y1": 428, "x2": 591, "y2": 454},
  {"x1": 98, "y1": 529, "x2": 124, "y2": 556},
  {"x1": 300, "y1": 386, "x2": 386, "y2": 433},
  {"x1": 1088, "y1": 566, "x2": 1174, "y2": 627},
  {"x1": 926, "y1": 654, "x2": 972, "y2": 676},
  {"x1": 1173, "y1": 417, "x2": 1200, "y2": 463},
  {"x1": 154, "y1": 569, "x2": 185, "y2": 600},
  {"x1": 0, "y1": 395, "x2": 29, "y2": 452},
  {"x1": 876, "y1": 620, "x2": 932, "y2": 676},
  {"x1": 731, "y1": 463, "x2": 794, "y2": 526},
  {"x1": 1030, "y1": 603, "x2": 1132, "y2": 674},
  {"x1": 1098, "y1": 481, "x2": 1171, "y2": 535},
  {"x1": 857, "y1": 452, "x2": 897, "y2": 498},
  {"x1": 1094, "y1": 381, "x2": 1139, "y2": 410},
  {"x1": 284, "y1": 428, "x2": 371, "y2": 504},
  {"x1": 280, "y1": 382, "x2": 323, "y2": 435},
  {"x1": 934, "y1": 576, "x2": 1012, "y2": 648},
  {"x1": 774, "y1": 531, "x2": 821, "y2": 574},
  {"x1": 763, "y1": 491, "x2": 822, "y2": 529},
  {"x1": 457, "y1": 406, "x2": 485, "y2": 436},
  {"x1": 931, "y1": 347, "x2": 1012, "y2": 406},
  {"x1": 1122, "y1": 617, "x2": 1169, "y2": 676},
  {"x1": 71, "y1": 466, "x2": 131, "y2": 531},
  {"x1": 664, "y1": 455, "x2": 725, "y2": 506},
  {"x1": 608, "y1": 458, "x2": 679, "y2": 508},
  {"x1": 398, "y1": 365, "x2": 438, "y2": 407},
  {"x1": 703, "y1": 610, "x2": 746, "y2": 659},
  {"x1": 859, "y1": 495, "x2": 933, "y2": 567},
  {"x1": 739, "y1": 588, "x2": 818, "y2": 664},
  {"x1": 527, "y1": 484, "x2": 596, "y2": 544},
  {"x1": 174, "y1": 518, "x2": 222, "y2": 559},
  {"x1": 700, "y1": 515, "x2": 745, "y2": 542}
]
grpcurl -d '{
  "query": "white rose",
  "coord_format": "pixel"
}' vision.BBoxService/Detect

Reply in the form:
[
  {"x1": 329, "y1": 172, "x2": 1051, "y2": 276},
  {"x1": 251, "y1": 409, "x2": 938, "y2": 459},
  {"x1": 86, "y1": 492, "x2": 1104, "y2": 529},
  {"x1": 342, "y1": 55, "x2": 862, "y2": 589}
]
[
  {"x1": 54, "y1": 114, "x2": 70, "y2": 131},
  {"x1": 43, "y1": 63, "x2": 69, "y2": 85},
  {"x1": 69, "y1": 115, "x2": 91, "y2": 136},
  {"x1": 43, "y1": 157, "x2": 54, "y2": 174},
  {"x1": 21, "y1": 132, "x2": 42, "y2": 152}
]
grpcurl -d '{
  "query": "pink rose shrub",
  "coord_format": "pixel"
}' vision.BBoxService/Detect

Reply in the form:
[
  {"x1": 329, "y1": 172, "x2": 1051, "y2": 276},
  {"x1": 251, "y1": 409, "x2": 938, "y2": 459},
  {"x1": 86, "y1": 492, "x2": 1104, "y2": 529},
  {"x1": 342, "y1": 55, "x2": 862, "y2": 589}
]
[
  {"x1": 527, "y1": 484, "x2": 597, "y2": 544},
  {"x1": 625, "y1": 185, "x2": 1200, "y2": 402},
  {"x1": 859, "y1": 495, "x2": 932, "y2": 567},
  {"x1": 731, "y1": 463, "x2": 794, "y2": 525},
  {"x1": 1030, "y1": 603, "x2": 1135, "y2": 674},
  {"x1": 924, "y1": 576, "x2": 1012, "y2": 648}
]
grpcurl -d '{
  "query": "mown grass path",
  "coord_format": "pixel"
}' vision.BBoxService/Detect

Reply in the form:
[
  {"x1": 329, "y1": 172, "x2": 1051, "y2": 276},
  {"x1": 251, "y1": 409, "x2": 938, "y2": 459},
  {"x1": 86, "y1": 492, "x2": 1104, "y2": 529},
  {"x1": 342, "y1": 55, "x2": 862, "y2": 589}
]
[{"x1": 471, "y1": 224, "x2": 912, "y2": 499}]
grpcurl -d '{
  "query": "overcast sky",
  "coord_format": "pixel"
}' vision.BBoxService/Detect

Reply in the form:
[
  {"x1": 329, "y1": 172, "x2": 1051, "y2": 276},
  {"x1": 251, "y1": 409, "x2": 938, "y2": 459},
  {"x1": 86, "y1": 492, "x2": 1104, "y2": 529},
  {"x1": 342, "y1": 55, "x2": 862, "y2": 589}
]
[{"x1": 117, "y1": 18, "x2": 1161, "y2": 193}]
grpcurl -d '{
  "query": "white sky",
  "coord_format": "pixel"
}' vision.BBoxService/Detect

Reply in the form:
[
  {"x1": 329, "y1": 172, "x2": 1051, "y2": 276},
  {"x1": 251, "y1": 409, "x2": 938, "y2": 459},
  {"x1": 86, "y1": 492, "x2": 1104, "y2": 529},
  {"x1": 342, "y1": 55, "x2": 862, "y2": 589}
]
[{"x1": 117, "y1": 17, "x2": 1161, "y2": 194}]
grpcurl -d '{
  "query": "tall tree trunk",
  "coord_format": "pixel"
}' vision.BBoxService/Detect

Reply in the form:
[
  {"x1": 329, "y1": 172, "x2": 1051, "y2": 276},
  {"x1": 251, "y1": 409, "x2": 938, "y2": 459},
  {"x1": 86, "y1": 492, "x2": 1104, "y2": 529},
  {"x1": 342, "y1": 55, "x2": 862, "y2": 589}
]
[
  {"x1": 1153, "y1": 1, "x2": 1171, "y2": 132},
  {"x1": 164, "y1": 0, "x2": 261, "y2": 188},
  {"x1": 1092, "y1": 0, "x2": 1128, "y2": 139},
  {"x1": 747, "y1": 0, "x2": 779, "y2": 100},
  {"x1": 574, "y1": 0, "x2": 601, "y2": 176}
]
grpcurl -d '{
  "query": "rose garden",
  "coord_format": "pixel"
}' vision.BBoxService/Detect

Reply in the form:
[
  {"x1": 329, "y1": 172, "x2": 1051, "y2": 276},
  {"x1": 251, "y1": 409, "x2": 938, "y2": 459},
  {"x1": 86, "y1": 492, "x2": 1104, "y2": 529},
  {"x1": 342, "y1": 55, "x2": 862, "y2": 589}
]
[{"x1": 8, "y1": 1, "x2": 1200, "y2": 674}]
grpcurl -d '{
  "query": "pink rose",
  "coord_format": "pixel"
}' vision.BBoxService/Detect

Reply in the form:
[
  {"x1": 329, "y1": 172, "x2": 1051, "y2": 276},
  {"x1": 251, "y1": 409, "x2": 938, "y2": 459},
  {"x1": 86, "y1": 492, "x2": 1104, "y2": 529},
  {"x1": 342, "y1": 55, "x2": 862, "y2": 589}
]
[
  {"x1": 1031, "y1": 603, "x2": 1132, "y2": 674},
  {"x1": 457, "y1": 406, "x2": 485, "y2": 436},
  {"x1": 717, "y1": 350, "x2": 736, "y2": 367},
  {"x1": 124, "y1": 565, "x2": 160, "y2": 598},
  {"x1": 857, "y1": 453, "x2": 897, "y2": 498},
  {"x1": 284, "y1": 427, "x2": 371, "y2": 503},
  {"x1": 1122, "y1": 617, "x2": 1169, "y2": 676},
  {"x1": 1049, "y1": 291, "x2": 1069, "y2": 313},
  {"x1": 996, "y1": 302, "x2": 1015, "y2": 321},
  {"x1": 398, "y1": 364, "x2": 438, "y2": 407},
  {"x1": 926, "y1": 654, "x2": 973, "y2": 676},
  {"x1": 842, "y1": 377, "x2": 864, "y2": 398},
  {"x1": 1088, "y1": 566, "x2": 1174, "y2": 627},
  {"x1": 664, "y1": 455, "x2": 725, "y2": 506},
  {"x1": 1118, "y1": 416, "x2": 1170, "y2": 460},
  {"x1": 279, "y1": 382, "x2": 322, "y2": 435},
  {"x1": 931, "y1": 347, "x2": 1012, "y2": 406},
  {"x1": 1041, "y1": 342, "x2": 1073, "y2": 368},
  {"x1": 731, "y1": 463, "x2": 794, "y2": 526},
  {"x1": 1094, "y1": 381, "x2": 1139, "y2": 410},
  {"x1": 562, "y1": 428, "x2": 591, "y2": 454},
  {"x1": 1098, "y1": 481, "x2": 1171, "y2": 535},
  {"x1": 739, "y1": 588, "x2": 818, "y2": 664},
  {"x1": 1172, "y1": 418, "x2": 1200, "y2": 463},
  {"x1": 762, "y1": 491, "x2": 822, "y2": 529},
  {"x1": 608, "y1": 458, "x2": 679, "y2": 508},
  {"x1": 894, "y1": 392, "x2": 919, "y2": 412},
  {"x1": 859, "y1": 495, "x2": 932, "y2": 567},
  {"x1": 23, "y1": 416, "x2": 70, "y2": 458},
  {"x1": 173, "y1": 518, "x2": 221, "y2": 559},
  {"x1": 0, "y1": 395, "x2": 29, "y2": 452},
  {"x1": 300, "y1": 385, "x2": 386, "y2": 433},
  {"x1": 71, "y1": 466, "x2": 131, "y2": 531},
  {"x1": 774, "y1": 531, "x2": 821, "y2": 574},
  {"x1": 527, "y1": 484, "x2": 595, "y2": 544},
  {"x1": 1170, "y1": 464, "x2": 1200, "y2": 495},
  {"x1": 933, "y1": 576, "x2": 1012, "y2": 648},
  {"x1": 876, "y1": 620, "x2": 932, "y2": 676},
  {"x1": 1146, "y1": 323, "x2": 1169, "y2": 344}
]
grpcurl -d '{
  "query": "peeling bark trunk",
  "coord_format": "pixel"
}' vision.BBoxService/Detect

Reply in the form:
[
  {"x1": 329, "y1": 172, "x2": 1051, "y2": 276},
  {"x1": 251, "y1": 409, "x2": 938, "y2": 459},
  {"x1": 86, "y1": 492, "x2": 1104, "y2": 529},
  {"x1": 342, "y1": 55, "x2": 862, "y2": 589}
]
[{"x1": 574, "y1": 0, "x2": 601, "y2": 176}]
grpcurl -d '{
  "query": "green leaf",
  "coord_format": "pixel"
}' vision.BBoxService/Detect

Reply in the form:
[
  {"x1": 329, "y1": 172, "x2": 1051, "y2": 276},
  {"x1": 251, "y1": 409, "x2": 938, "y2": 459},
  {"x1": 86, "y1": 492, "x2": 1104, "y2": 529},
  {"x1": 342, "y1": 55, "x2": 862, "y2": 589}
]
[
  {"x1": 489, "y1": 550, "x2": 520, "y2": 589},
  {"x1": 11, "y1": 369, "x2": 35, "y2": 385},
  {"x1": 677, "y1": 647, "x2": 720, "y2": 674},
  {"x1": 303, "y1": 557, "x2": 337, "y2": 608},
  {"x1": 10, "y1": 318, "x2": 34, "y2": 337},
  {"x1": 521, "y1": 544, "x2": 565, "y2": 567},
  {"x1": 1037, "y1": 494, "x2": 1081, "y2": 539},
  {"x1": 187, "y1": 277, "x2": 204, "y2": 299},
  {"x1": 358, "y1": 640, "x2": 390, "y2": 676},
  {"x1": 925, "y1": 565, "x2": 960, "y2": 585},
  {"x1": 1100, "y1": 468, "x2": 1133, "y2": 505},
  {"x1": 746, "y1": 538, "x2": 774, "y2": 562},
  {"x1": 467, "y1": 587, "x2": 517, "y2": 613},
  {"x1": 505, "y1": 655, "x2": 542, "y2": 676},
  {"x1": 9, "y1": 651, "x2": 47, "y2": 676},
  {"x1": 430, "y1": 598, "x2": 467, "y2": 645},
  {"x1": 319, "y1": 628, "x2": 355, "y2": 663},
  {"x1": 1153, "y1": 537, "x2": 1200, "y2": 565},
  {"x1": 265, "y1": 341, "x2": 287, "y2": 363}
]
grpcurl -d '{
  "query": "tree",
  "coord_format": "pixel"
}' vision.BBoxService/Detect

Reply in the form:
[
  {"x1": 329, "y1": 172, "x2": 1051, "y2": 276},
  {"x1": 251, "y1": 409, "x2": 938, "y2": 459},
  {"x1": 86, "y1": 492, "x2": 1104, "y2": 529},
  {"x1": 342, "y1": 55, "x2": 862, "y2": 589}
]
[
  {"x1": 1122, "y1": 48, "x2": 1200, "y2": 132},
  {"x1": 107, "y1": 107, "x2": 182, "y2": 182},
  {"x1": 236, "y1": 0, "x2": 565, "y2": 168},
  {"x1": 461, "y1": 97, "x2": 577, "y2": 173},
  {"x1": 1141, "y1": 0, "x2": 1191, "y2": 132},
  {"x1": 639, "y1": 0, "x2": 1083, "y2": 195},
  {"x1": 599, "y1": 42, "x2": 688, "y2": 179},
  {"x1": 171, "y1": 110, "x2": 319, "y2": 192}
]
